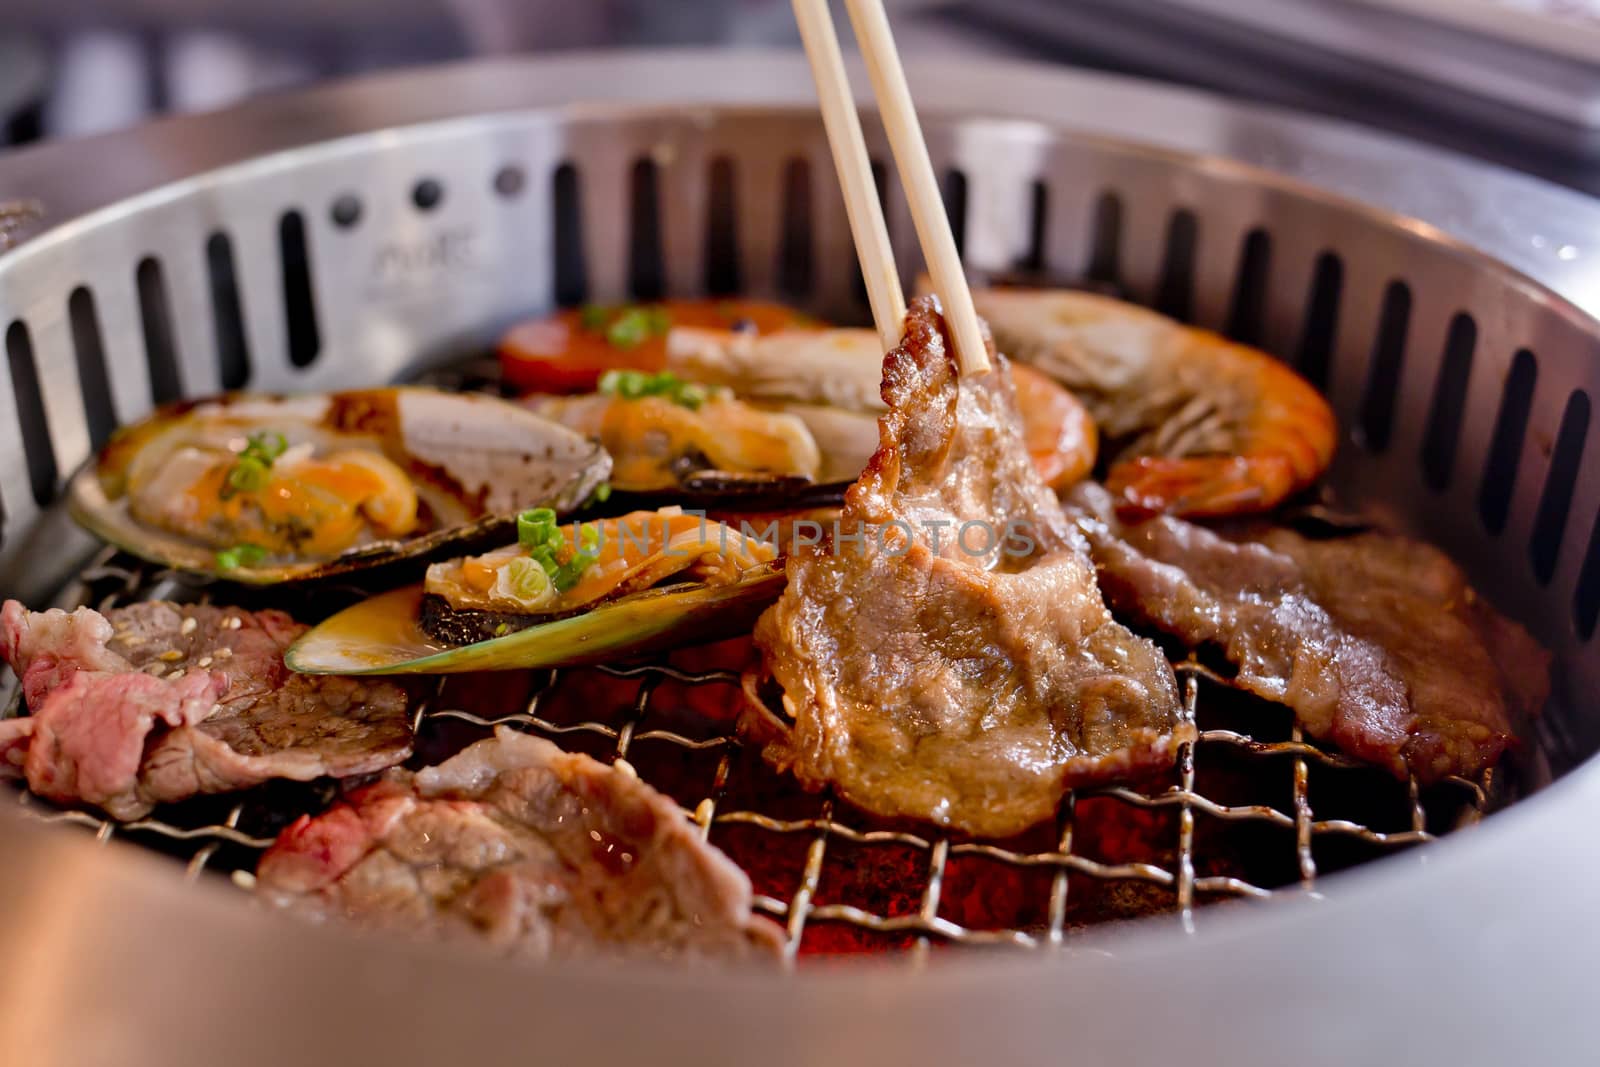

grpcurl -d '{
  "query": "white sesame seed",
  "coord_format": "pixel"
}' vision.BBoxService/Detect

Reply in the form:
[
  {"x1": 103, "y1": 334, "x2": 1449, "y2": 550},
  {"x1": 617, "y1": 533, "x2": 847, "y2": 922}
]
[
  {"x1": 197, "y1": 656, "x2": 213, "y2": 668},
  {"x1": 158, "y1": 650, "x2": 183, "y2": 662},
  {"x1": 179, "y1": 616, "x2": 198, "y2": 636},
  {"x1": 145, "y1": 663, "x2": 166, "y2": 678},
  {"x1": 225, "y1": 617, "x2": 243, "y2": 630},
  {"x1": 214, "y1": 648, "x2": 233, "y2": 660}
]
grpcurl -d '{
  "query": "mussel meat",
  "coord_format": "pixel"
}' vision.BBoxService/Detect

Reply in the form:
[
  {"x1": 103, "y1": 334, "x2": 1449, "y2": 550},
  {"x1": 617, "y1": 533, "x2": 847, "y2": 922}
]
[{"x1": 523, "y1": 376, "x2": 825, "y2": 497}]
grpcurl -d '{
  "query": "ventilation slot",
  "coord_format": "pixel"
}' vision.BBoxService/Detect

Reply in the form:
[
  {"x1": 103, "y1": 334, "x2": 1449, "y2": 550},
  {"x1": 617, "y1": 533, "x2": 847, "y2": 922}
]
[
  {"x1": 1574, "y1": 507, "x2": 1600, "y2": 639},
  {"x1": 1479, "y1": 349, "x2": 1539, "y2": 535},
  {"x1": 278, "y1": 211, "x2": 320, "y2": 368},
  {"x1": 207, "y1": 232, "x2": 251, "y2": 389},
  {"x1": 136, "y1": 256, "x2": 184, "y2": 404},
  {"x1": 1358, "y1": 281, "x2": 1411, "y2": 452},
  {"x1": 1295, "y1": 252, "x2": 1343, "y2": 390},
  {"x1": 628, "y1": 159, "x2": 664, "y2": 301},
  {"x1": 552, "y1": 162, "x2": 587, "y2": 306},
  {"x1": 6, "y1": 321, "x2": 57, "y2": 507},
  {"x1": 1153, "y1": 209, "x2": 1198, "y2": 322},
  {"x1": 853, "y1": 160, "x2": 892, "y2": 306},
  {"x1": 1086, "y1": 192, "x2": 1121, "y2": 284},
  {"x1": 1420, "y1": 313, "x2": 1477, "y2": 491},
  {"x1": 67, "y1": 287, "x2": 116, "y2": 449},
  {"x1": 778, "y1": 158, "x2": 813, "y2": 301},
  {"x1": 1529, "y1": 390, "x2": 1590, "y2": 584},
  {"x1": 704, "y1": 157, "x2": 740, "y2": 297},
  {"x1": 941, "y1": 169, "x2": 967, "y2": 260},
  {"x1": 1227, "y1": 229, "x2": 1272, "y2": 346},
  {"x1": 1021, "y1": 179, "x2": 1048, "y2": 275}
]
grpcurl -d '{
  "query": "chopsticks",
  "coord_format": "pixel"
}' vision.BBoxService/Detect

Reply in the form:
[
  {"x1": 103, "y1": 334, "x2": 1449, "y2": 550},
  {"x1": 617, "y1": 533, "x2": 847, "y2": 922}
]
[{"x1": 792, "y1": 0, "x2": 991, "y2": 376}]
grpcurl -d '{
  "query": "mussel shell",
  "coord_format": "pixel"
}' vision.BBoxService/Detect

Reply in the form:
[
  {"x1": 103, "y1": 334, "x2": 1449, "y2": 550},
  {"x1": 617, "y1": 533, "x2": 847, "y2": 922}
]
[
  {"x1": 284, "y1": 560, "x2": 787, "y2": 675},
  {"x1": 67, "y1": 388, "x2": 611, "y2": 585}
]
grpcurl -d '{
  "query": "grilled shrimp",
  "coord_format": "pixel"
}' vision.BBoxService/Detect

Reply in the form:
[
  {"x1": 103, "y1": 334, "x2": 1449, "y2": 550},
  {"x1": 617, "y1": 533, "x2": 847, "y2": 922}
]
[
  {"x1": 666, "y1": 326, "x2": 1097, "y2": 490},
  {"x1": 971, "y1": 287, "x2": 1336, "y2": 519}
]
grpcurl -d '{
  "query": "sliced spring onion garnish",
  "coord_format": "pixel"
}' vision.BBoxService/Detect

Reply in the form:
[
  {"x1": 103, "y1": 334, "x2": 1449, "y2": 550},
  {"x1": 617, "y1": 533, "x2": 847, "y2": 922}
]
[
  {"x1": 499, "y1": 555, "x2": 555, "y2": 606},
  {"x1": 596, "y1": 369, "x2": 710, "y2": 410},
  {"x1": 513, "y1": 508, "x2": 603, "y2": 594},
  {"x1": 577, "y1": 303, "x2": 673, "y2": 348},
  {"x1": 215, "y1": 543, "x2": 268, "y2": 571},
  {"x1": 222, "y1": 430, "x2": 289, "y2": 497}
]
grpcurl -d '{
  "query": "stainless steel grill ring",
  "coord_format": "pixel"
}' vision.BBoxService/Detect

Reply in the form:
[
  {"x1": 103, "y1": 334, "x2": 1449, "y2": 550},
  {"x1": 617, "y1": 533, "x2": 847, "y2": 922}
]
[{"x1": 0, "y1": 51, "x2": 1595, "y2": 1067}]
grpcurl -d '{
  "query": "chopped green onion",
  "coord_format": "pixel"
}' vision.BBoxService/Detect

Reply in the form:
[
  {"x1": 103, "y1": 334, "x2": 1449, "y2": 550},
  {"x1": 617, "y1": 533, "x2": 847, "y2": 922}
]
[
  {"x1": 587, "y1": 481, "x2": 612, "y2": 506},
  {"x1": 512, "y1": 509, "x2": 603, "y2": 594},
  {"x1": 598, "y1": 368, "x2": 651, "y2": 399},
  {"x1": 517, "y1": 507, "x2": 559, "y2": 550},
  {"x1": 221, "y1": 430, "x2": 289, "y2": 500},
  {"x1": 578, "y1": 304, "x2": 614, "y2": 331},
  {"x1": 605, "y1": 308, "x2": 652, "y2": 349},
  {"x1": 597, "y1": 369, "x2": 710, "y2": 410},
  {"x1": 226, "y1": 457, "x2": 270, "y2": 494},
  {"x1": 578, "y1": 522, "x2": 601, "y2": 555},
  {"x1": 675, "y1": 383, "x2": 708, "y2": 411},
  {"x1": 602, "y1": 305, "x2": 672, "y2": 349},
  {"x1": 215, "y1": 543, "x2": 267, "y2": 571},
  {"x1": 551, "y1": 522, "x2": 602, "y2": 593},
  {"x1": 509, "y1": 509, "x2": 604, "y2": 594},
  {"x1": 502, "y1": 555, "x2": 554, "y2": 604}
]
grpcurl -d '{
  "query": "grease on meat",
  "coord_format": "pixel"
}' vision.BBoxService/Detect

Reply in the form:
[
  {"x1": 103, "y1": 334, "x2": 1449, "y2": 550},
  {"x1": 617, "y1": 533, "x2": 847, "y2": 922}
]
[
  {"x1": 742, "y1": 298, "x2": 1187, "y2": 839},
  {"x1": 257, "y1": 726, "x2": 785, "y2": 963},
  {"x1": 1067, "y1": 483, "x2": 1549, "y2": 781},
  {"x1": 0, "y1": 600, "x2": 412, "y2": 819}
]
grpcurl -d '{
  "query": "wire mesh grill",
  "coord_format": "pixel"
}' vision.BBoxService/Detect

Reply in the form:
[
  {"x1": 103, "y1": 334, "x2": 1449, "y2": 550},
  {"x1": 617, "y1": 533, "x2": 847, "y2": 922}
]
[{"x1": 2, "y1": 545, "x2": 1494, "y2": 962}]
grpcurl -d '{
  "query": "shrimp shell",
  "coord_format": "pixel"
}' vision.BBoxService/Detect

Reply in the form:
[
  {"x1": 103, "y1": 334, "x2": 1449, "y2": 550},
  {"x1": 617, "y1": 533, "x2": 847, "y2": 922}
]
[{"x1": 972, "y1": 287, "x2": 1336, "y2": 519}]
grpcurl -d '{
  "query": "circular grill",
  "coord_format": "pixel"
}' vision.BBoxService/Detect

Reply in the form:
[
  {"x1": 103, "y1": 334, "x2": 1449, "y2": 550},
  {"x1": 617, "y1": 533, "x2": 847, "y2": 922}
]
[{"x1": 0, "y1": 49, "x2": 1597, "y2": 1067}]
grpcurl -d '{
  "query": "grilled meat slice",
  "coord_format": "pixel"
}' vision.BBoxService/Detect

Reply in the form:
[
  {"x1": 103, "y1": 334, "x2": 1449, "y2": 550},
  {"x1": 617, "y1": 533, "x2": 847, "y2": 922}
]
[
  {"x1": 742, "y1": 297, "x2": 1187, "y2": 839},
  {"x1": 257, "y1": 726, "x2": 785, "y2": 963},
  {"x1": 0, "y1": 600, "x2": 412, "y2": 819},
  {"x1": 1066, "y1": 482, "x2": 1550, "y2": 781}
]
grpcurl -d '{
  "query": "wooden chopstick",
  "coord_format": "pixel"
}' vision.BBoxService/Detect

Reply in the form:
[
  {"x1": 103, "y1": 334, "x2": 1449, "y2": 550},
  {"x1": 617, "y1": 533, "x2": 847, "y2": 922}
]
[
  {"x1": 792, "y1": 0, "x2": 906, "y2": 353},
  {"x1": 792, "y1": 0, "x2": 991, "y2": 375},
  {"x1": 840, "y1": 0, "x2": 991, "y2": 376}
]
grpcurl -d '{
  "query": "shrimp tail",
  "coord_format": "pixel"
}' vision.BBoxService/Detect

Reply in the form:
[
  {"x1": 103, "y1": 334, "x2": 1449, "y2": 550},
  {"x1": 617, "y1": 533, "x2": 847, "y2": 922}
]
[{"x1": 1107, "y1": 454, "x2": 1299, "y2": 520}]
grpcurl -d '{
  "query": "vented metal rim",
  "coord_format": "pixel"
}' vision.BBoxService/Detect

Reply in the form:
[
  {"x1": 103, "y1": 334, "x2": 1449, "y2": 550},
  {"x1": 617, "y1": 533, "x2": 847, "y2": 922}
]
[{"x1": 0, "y1": 51, "x2": 1597, "y2": 1067}]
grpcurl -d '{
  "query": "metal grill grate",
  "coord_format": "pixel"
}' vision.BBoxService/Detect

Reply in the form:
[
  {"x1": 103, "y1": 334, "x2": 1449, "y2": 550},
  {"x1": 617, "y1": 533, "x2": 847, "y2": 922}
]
[{"x1": 2, "y1": 546, "x2": 1493, "y2": 961}]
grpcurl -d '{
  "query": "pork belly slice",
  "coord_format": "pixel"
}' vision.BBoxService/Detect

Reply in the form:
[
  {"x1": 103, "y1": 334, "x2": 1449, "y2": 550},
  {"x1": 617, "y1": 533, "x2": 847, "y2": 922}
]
[
  {"x1": 0, "y1": 600, "x2": 412, "y2": 819},
  {"x1": 257, "y1": 726, "x2": 785, "y2": 964},
  {"x1": 742, "y1": 297, "x2": 1187, "y2": 839},
  {"x1": 1066, "y1": 483, "x2": 1550, "y2": 782}
]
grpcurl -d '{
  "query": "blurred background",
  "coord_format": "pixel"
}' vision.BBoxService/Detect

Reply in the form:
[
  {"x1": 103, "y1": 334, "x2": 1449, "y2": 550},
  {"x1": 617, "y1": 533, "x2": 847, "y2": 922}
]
[{"x1": 1, "y1": 0, "x2": 1599, "y2": 191}]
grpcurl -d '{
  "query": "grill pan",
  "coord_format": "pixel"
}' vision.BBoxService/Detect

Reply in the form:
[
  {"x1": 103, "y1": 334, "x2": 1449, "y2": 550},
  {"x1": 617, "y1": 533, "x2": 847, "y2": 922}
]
[{"x1": 0, "y1": 50, "x2": 1598, "y2": 1067}]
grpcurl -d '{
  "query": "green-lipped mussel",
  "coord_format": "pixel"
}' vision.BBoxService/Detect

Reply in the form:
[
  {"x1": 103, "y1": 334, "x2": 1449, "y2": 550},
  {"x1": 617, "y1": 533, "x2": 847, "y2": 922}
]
[
  {"x1": 284, "y1": 508, "x2": 785, "y2": 674},
  {"x1": 67, "y1": 387, "x2": 611, "y2": 584}
]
